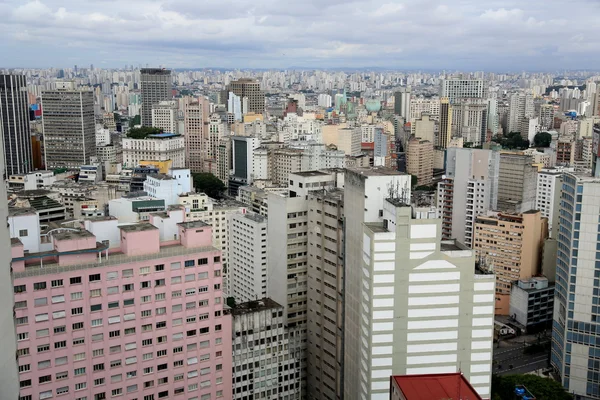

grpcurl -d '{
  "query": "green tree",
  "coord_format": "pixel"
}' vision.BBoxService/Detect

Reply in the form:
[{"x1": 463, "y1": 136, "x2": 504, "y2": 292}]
[
  {"x1": 192, "y1": 173, "x2": 226, "y2": 199},
  {"x1": 128, "y1": 115, "x2": 141, "y2": 128},
  {"x1": 533, "y1": 132, "x2": 552, "y2": 148},
  {"x1": 126, "y1": 126, "x2": 163, "y2": 139},
  {"x1": 492, "y1": 374, "x2": 572, "y2": 400}
]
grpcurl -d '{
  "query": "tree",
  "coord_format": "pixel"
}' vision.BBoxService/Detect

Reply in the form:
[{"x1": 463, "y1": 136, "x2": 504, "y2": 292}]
[
  {"x1": 493, "y1": 132, "x2": 530, "y2": 150},
  {"x1": 126, "y1": 126, "x2": 163, "y2": 139},
  {"x1": 192, "y1": 173, "x2": 226, "y2": 199},
  {"x1": 534, "y1": 132, "x2": 552, "y2": 148},
  {"x1": 128, "y1": 115, "x2": 141, "y2": 128},
  {"x1": 492, "y1": 374, "x2": 572, "y2": 400}
]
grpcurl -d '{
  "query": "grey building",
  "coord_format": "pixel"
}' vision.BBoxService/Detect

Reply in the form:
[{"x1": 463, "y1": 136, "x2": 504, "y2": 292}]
[
  {"x1": 41, "y1": 89, "x2": 95, "y2": 169},
  {"x1": 228, "y1": 78, "x2": 265, "y2": 114},
  {"x1": 1, "y1": 74, "x2": 33, "y2": 175},
  {"x1": 509, "y1": 277, "x2": 554, "y2": 333},
  {"x1": 231, "y1": 298, "x2": 299, "y2": 399},
  {"x1": 307, "y1": 188, "x2": 345, "y2": 400},
  {"x1": 552, "y1": 172, "x2": 600, "y2": 399},
  {"x1": 394, "y1": 87, "x2": 411, "y2": 119},
  {"x1": 140, "y1": 68, "x2": 172, "y2": 127},
  {"x1": 0, "y1": 137, "x2": 19, "y2": 397},
  {"x1": 441, "y1": 78, "x2": 488, "y2": 102},
  {"x1": 497, "y1": 153, "x2": 538, "y2": 213}
]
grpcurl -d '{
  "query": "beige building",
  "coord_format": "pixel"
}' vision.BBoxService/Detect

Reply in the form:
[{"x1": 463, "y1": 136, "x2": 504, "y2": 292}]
[
  {"x1": 322, "y1": 125, "x2": 361, "y2": 156},
  {"x1": 184, "y1": 99, "x2": 209, "y2": 172},
  {"x1": 411, "y1": 113, "x2": 435, "y2": 143},
  {"x1": 306, "y1": 188, "x2": 344, "y2": 400},
  {"x1": 228, "y1": 78, "x2": 265, "y2": 114},
  {"x1": 473, "y1": 210, "x2": 548, "y2": 315},
  {"x1": 406, "y1": 136, "x2": 433, "y2": 186},
  {"x1": 497, "y1": 153, "x2": 538, "y2": 213},
  {"x1": 437, "y1": 97, "x2": 453, "y2": 149}
]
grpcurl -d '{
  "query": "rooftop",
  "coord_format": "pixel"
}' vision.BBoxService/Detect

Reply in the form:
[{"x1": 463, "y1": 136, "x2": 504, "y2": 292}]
[
  {"x1": 16, "y1": 189, "x2": 52, "y2": 198},
  {"x1": 348, "y1": 166, "x2": 407, "y2": 177},
  {"x1": 148, "y1": 173, "x2": 175, "y2": 181},
  {"x1": 392, "y1": 373, "x2": 482, "y2": 400},
  {"x1": 118, "y1": 223, "x2": 159, "y2": 232},
  {"x1": 147, "y1": 132, "x2": 180, "y2": 139},
  {"x1": 53, "y1": 230, "x2": 95, "y2": 241},
  {"x1": 9, "y1": 207, "x2": 37, "y2": 217},
  {"x1": 232, "y1": 298, "x2": 282, "y2": 316},
  {"x1": 243, "y1": 213, "x2": 267, "y2": 223},
  {"x1": 440, "y1": 240, "x2": 469, "y2": 251},
  {"x1": 292, "y1": 170, "x2": 331, "y2": 177},
  {"x1": 178, "y1": 221, "x2": 210, "y2": 229}
]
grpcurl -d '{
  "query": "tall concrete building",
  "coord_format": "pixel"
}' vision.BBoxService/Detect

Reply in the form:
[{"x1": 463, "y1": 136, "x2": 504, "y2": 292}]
[
  {"x1": 184, "y1": 99, "x2": 209, "y2": 173},
  {"x1": 228, "y1": 213, "x2": 268, "y2": 303},
  {"x1": 437, "y1": 97, "x2": 453, "y2": 149},
  {"x1": 406, "y1": 136, "x2": 433, "y2": 186},
  {"x1": 12, "y1": 214, "x2": 232, "y2": 400},
  {"x1": 507, "y1": 92, "x2": 534, "y2": 133},
  {"x1": 473, "y1": 210, "x2": 548, "y2": 315},
  {"x1": 497, "y1": 153, "x2": 538, "y2": 213},
  {"x1": 41, "y1": 88, "x2": 95, "y2": 169},
  {"x1": 487, "y1": 98, "x2": 499, "y2": 136},
  {"x1": 140, "y1": 68, "x2": 172, "y2": 127},
  {"x1": 441, "y1": 78, "x2": 487, "y2": 102},
  {"x1": 535, "y1": 167, "x2": 564, "y2": 237},
  {"x1": 151, "y1": 100, "x2": 178, "y2": 134},
  {"x1": 0, "y1": 135, "x2": 19, "y2": 397},
  {"x1": 394, "y1": 87, "x2": 411, "y2": 120},
  {"x1": 228, "y1": 78, "x2": 265, "y2": 114},
  {"x1": 452, "y1": 98, "x2": 488, "y2": 146},
  {"x1": 539, "y1": 104, "x2": 556, "y2": 131},
  {"x1": 551, "y1": 172, "x2": 600, "y2": 399},
  {"x1": 411, "y1": 113, "x2": 435, "y2": 143},
  {"x1": 122, "y1": 132, "x2": 185, "y2": 168},
  {"x1": 437, "y1": 148, "x2": 500, "y2": 248},
  {"x1": 344, "y1": 182, "x2": 496, "y2": 399},
  {"x1": 1, "y1": 74, "x2": 33, "y2": 175},
  {"x1": 306, "y1": 188, "x2": 345, "y2": 400}
]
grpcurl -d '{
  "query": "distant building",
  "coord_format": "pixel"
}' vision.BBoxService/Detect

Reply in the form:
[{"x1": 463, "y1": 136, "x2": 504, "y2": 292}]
[
  {"x1": 228, "y1": 78, "x2": 265, "y2": 114},
  {"x1": 140, "y1": 68, "x2": 171, "y2": 126},
  {"x1": 151, "y1": 100, "x2": 178, "y2": 133},
  {"x1": 394, "y1": 87, "x2": 411, "y2": 119},
  {"x1": 0, "y1": 74, "x2": 33, "y2": 175},
  {"x1": 441, "y1": 78, "x2": 487, "y2": 101}
]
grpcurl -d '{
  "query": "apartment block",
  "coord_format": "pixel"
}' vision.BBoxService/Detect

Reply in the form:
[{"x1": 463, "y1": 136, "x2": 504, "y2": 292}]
[
  {"x1": 122, "y1": 133, "x2": 185, "y2": 168},
  {"x1": 473, "y1": 210, "x2": 548, "y2": 315},
  {"x1": 552, "y1": 172, "x2": 600, "y2": 399},
  {"x1": 306, "y1": 188, "x2": 345, "y2": 400},
  {"x1": 228, "y1": 79, "x2": 265, "y2": 114},
  {"x1": 344, "y1": 194, "x2": 495, "y2": 400},
  {"x1": 437, "y1": 148, "x2": 499, "y2": 248},
  {"x1": 184, "y1": 100, "x2": 210, "y2": 173},
  {"x1": 509, "y1": 277, "x2": 555, "y2": 333},
  {"x1": 406, "y1": 137, "x2": 433, "y2": 186},
  {"x1": 535, "y1": 168, "x2": 565, "y2": 237},
  {"x1": 231, "y1": 299, "x2": 299, "y2": 399},
  {"x1": 12, "y1": 217, "x2": 232, "y2": 400},
  {"x1": 228, "y1": 213, "x2": 268, "y2": 303},
  {"x1": 152, "y1": 100, "x2": 179, "y2": 134},
  {"x1": 140, "y1": 68, "x2": 171, "y2": 127},
  {"x1": 497, "y1": 153, "x2": 538, "y2": 213}
]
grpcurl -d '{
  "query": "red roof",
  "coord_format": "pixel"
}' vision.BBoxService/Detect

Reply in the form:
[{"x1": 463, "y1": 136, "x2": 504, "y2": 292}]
[
  {"x1": 392, "y1": 373, "x2": 482, "y2": 400},
  {"x1": 361, "y1": 142, "x2": 375, "y2": 150}
]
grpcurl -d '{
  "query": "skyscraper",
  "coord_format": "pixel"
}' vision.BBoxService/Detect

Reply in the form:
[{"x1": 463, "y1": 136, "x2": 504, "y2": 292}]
[
  {"x1": 41, "y1": 88, "x2": 95, "y2": 169},
  {"x1": 437, "y1": 97, "x2": 453, "y2": 149},
  {"x1": 0, "y1": 74, "x2": 33, "y2": 175},
  {"x1": 441, "y1": 78, "x2": 488, "y2": 102},
  {"x1": 394, "y1": 87, "x2": 411, "y2": 119},
  {"x1": 228, "y1": 78, "x2": 265, "y2": 114},
  {"x1": 551, "y1": 172, "x2": 600, "y2": 399},
  {"x1": 140, "y1": 68, "x2": 172, "y2": 127}
]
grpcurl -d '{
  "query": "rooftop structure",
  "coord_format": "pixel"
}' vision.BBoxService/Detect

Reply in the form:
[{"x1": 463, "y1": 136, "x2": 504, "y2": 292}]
[{"x1": 391, "y1": 373, "x2": 483, "y2": 400}]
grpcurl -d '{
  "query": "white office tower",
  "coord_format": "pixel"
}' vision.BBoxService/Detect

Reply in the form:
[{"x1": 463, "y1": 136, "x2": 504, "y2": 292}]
[
  {"x1": 507, "y1": 92, "x2": 534, "y2": 133},
  {"x1": 441, "y1": 78, "x2": 487, "y2": 102},
  {"x1": 228, "y1": 213, "x2": 268, "y2": 302},
  {"x1": 487, "y1": 98, "x2": 499, "y2": 136},
  {"x1": 151, "y1": 100, "x2": 178, "y2": 133},
  {"x1": 318, "y1": 93, "x2": 333, "y2": 108},
  {"x1": 535, "y1": 168, "x2": 564, "y2": 237},
  {"x1": 267, "y1": 170, "x2": 346, "y2": 395},
  {"x1": 437, "y1": 148, "x2": 500, "y2": 248},
  {"x1": 228, "y1": 91, "x2": 242, "y2": 121},
  {"x1": 551, "y1": 172, "x2": 600, "y2": 399},
  {"x1": 0, "y1": 135, "x2": 19, "y2": 396},
  {"x1": 344, "y1": 175, "x2": 496, "y2": 399}
]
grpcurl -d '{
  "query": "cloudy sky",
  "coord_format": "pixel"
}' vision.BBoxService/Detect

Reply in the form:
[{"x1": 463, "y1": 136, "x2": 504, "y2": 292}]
[{"x1": 0, "y1": 0, "x2": 598, "y2": 70}]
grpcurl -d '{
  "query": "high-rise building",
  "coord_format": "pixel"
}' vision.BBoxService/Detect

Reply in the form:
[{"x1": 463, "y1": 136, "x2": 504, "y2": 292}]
[
  {"x1": 394, "y1": 87, "x2": 411, "y2": 119},
  {"x1": 441, "y1": 78, "x2": 487, "y2": 102},
  {"x1": 306, "y1": 188, "x2": 345, "y2": 400},
  {"x1": 151, "y1": 100, "x2": 178, "y2": 134},
  {"x1": 437, "y1": 97, "x2": 453, "y2": 149},
  {"x1": 227, "y1": 92, "x2": 242, "y2": 121},
  {"x1": 231, "y1": 299, "x2": 299, "y2": 399},
  {"x1": 539, "y1": 104, "x2": 556, "y2": 131},
  {"x1": 12, "y1": 215, "x2": 232, "y2": 400},
  {"x1": 507, "y1": 92, "x2": 534, "y2": 133},
  {"x1": 473, "y1": 210, "x2": 548, "y2": 315},
  {"x1": 452, "y1": 98, "x2": 488, "y2": 146},
  {"x1": 122, "y1": 132, "x2": 185, "y2": 168},
  {"x1": 140, "y1": 68, "x2": 171, "y2": 127},
  {"x1": 411, "y1": 113, "x2": 435, "y2": 143},
  {"x1": 406, "y1": 136, "x2": 433, "y2": 186},
  {"x1": 41, "y1": 88, "x2": 95, "y2": 169},
  {"x1": 228, "y1": 79, "x2": 265, "y2": 114},
  {"x1": 228, "y1": 213, "x2": 268, "y2": 302},
  {"x1": 230, "y1": 136, "x2": 260, "y2": 195},
  {"x1": 437, "y1": 148, "x2": 500, "y2": 248},
  {"x1": 344, "y1": 187, "x2": 495, "y2": 399},
  {"x1": 535, "y1": 167, "x2": 564, "y2": 237},
  {"x1": 0, "y1": 74, "x2": 33, "y2": 175},
  {"x1": 0, "y1": 137, "x2": 19, "y2": 397},
  {"x1": 184, "y1": 100, "x2": 208, "y2": 173},
  {"x1": 497, "y1": 153, "x2": 538, "y2": 213},
  {"x1": 551, "y1": 172, "x2": 600, "y2": 399}
]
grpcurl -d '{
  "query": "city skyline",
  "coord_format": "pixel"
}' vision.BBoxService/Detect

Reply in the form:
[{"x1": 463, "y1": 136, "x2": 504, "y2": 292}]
[{"x1": 1, "y1": 0, "x2": 600, "y2": 70}]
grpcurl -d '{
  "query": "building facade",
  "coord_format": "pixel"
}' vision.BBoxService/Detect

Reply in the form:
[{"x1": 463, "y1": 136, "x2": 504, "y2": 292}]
[
  {"x1": 140, "y1": 68, "x2": 172, "y2": 127},
  {"x1": 1, "y1": 74, "x2": 33, "y2": 175},
  {"x1": 406, "y1": 137, "x2": 433, "y2": 186},
  {"x1": 228, "y1": 79, "x2": 265, "y2": 114},
  {"x1": 497, "y1": 153, "x2": 538, "y2": 213},
  {"x1": 41, "y1": 89, "x2": 95, "y2": 169},
  {"x1": 151, "y1": 100, "x2": 179, "y2": 134},
  {"x1": 122, "y1": 133, "x2": 185, "y2": 168},
  {"x1": 12, "y1": 219, "x2": 232, "y2": 400}
]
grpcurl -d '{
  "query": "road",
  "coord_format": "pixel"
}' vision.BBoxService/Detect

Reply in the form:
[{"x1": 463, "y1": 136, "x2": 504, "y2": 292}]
[{"x1": 493, "y1": 343, "x2": 550, "y2": 375}]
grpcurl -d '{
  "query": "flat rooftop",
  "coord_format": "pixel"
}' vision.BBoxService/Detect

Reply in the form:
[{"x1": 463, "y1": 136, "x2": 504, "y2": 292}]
[
  {"x1": 392, "y1": 373, "x2": 482, "y2": 400},
  {"x1": 348, "y1": 167, "x2": 407, "y2": 176},
  {"x1": 232, "y1": 298, "x2": 282, "y2": 316},
  {"x1": 292, "y1": 171, "x2": 331, "y2": 177},
  {"x1": 118, "y1": 223, "x2": 159, "y2": 232},
  {"x1": 242, "y1": 213, "x2": 266, "y2": 223},
  {"x1": 178, "y1": 221, "x2": 210, "y2": 229},
  {"x1": 9, "y1": 207, "x2": 37, "y2": 217},
  {"x1": 53, "y1": 230, "x2": 95, "y2": 241}
]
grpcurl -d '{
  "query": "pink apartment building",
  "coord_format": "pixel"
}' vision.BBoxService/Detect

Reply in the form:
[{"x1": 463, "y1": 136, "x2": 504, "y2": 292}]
[{"x1": 12, "y1": 217, "x2": 232, "y2": 400}]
